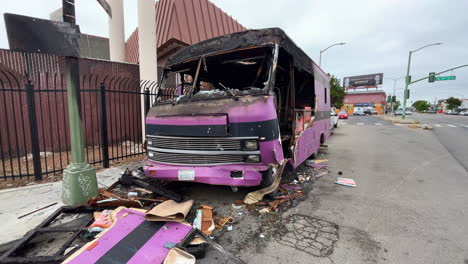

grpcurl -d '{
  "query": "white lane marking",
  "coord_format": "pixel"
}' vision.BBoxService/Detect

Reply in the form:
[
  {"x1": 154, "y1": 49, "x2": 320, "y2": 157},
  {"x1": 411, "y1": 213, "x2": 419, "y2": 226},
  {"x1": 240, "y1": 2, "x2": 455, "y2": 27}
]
[
  {"x1": 446, "y1": 124, "x2": 456, "y2": 127},
  {"x1": 394, "y1": 123, "x2": 404, "y2": 126},
  {"x1": 357, "y1": 123, "x2": 364, "y2": 125},
  {"x1": 375, "y1": 123, "x2": 382, "y2": 126},
  {"x1": 433, "y1": 124, "x2": 442, "y2": 127},
  {"x1": 462, "y1": 125, "x2": 468, "y2": 128}
]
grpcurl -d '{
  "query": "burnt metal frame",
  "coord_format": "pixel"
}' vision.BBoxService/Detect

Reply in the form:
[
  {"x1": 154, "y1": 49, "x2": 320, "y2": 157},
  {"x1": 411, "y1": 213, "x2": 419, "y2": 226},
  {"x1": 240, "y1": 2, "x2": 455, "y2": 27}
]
[{"x1": 0, "y1": 206, "x2": 114, "y2": 264}]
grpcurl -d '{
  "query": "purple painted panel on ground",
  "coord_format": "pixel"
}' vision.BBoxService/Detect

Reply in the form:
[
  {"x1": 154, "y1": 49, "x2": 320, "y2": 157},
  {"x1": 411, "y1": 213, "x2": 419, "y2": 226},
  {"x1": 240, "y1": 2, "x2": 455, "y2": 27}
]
[
  {"x1": 127, "y1": 222, "x2": 192, "y2": 264},
  {"x1": 67, "y1": 209, "x2": 145, "y2": 264},
  {"x1": 146, "y1": 114, "x2": 227, "y2": 126}
]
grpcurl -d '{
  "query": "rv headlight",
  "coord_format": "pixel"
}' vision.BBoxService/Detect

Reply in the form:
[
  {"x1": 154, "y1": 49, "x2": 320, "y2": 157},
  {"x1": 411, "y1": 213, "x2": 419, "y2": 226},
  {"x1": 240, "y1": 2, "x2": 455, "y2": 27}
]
[
  {"x1": 244, "y1": 140, "x2": 258, "y2": 150},
  {"x1": 246, "y1": 155, "x2": 260, "y2": 163},
  {"x1": 147, "y1": 138, "x2": 153, "y2": 146},
  {"x1": 148, "y1": 151, "x2": 154, "y2": 158}
]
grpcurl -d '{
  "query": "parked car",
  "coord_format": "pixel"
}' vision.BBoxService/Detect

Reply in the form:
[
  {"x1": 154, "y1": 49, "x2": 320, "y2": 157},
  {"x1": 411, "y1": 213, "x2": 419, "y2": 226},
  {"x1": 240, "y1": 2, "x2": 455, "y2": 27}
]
[
  {"x1": 405, "y1": 111, "x2": 413, "y2": 115},
  {"x1": 363, "y1": 109, "x2": 372, "y2": 115},
  {"x1": 458, "y1": 111, "x2": 468, "y2": 116},
  {"x1": 370, "y1": 109, "x2": 378, "y2": 115},
  {"x1": 425, "y1": 109, "x2": 437, "y2": 114},
  {"x1": 445, "y1": 110, "x2": 458, "y2": 115},
  {"x1": 354, "y1": 110, "x2": 365, "y2": 116},
  {"x1": 330, "y1": 110, "x2": 339, "y2": 129},
  {"x1": 338, "y1": 111, "x2": 349, "y2": 119},
  {"x1": 394, "y1": 110, "x2": 404, "y2": 115}
]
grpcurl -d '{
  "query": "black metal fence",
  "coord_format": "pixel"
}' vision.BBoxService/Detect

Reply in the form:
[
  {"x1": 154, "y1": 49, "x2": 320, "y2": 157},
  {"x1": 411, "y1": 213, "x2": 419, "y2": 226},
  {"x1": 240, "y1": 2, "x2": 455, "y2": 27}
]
[{"x1": 0, "y1": 69, "x2": 157, "y2": 181}]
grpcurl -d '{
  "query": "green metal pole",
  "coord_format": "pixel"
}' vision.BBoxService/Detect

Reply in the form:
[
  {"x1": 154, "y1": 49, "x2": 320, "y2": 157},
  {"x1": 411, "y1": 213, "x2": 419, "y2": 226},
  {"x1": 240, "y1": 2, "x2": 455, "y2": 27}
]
[
  {"x1": 61, "y1": 0, "x2": 98, "y2": 205},
  {"x1": 402, "y1": 51, "x2": 412, "y2": 119}
]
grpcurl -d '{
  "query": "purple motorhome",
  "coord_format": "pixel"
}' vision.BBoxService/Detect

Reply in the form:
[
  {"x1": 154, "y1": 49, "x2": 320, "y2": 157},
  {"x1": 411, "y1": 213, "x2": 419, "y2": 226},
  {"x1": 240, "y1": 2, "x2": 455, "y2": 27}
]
[{"x1": 144, "y1": 28, "x2": 331, "y2": 190}]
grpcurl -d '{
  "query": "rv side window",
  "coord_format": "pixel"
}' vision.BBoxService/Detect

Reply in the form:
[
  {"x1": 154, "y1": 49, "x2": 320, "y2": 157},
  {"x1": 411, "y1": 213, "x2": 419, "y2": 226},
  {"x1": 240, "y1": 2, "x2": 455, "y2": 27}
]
[
  {"x1": 294, "y1": 69, "x2": 315, "y2": 109},
  {"x1": 324, "y1": 87, "x2": 327, "y2": 103}
]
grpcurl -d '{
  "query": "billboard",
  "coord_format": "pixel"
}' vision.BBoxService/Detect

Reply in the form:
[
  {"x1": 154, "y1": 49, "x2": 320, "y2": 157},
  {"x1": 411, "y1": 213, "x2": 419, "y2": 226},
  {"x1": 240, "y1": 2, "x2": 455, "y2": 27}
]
[{"x1": 343, "y1": 73, "x2": 384, "y2": 89}]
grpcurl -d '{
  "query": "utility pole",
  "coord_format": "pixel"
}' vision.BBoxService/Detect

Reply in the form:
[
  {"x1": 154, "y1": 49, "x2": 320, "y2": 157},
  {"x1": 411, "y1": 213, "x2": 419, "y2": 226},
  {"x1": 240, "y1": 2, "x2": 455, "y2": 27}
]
[
  {"x1": 61, "y1": 0, "x2": 98, "y2": 205},
  {"x1": 402, "y1": 43, "x2": 442, "y2": 119}
]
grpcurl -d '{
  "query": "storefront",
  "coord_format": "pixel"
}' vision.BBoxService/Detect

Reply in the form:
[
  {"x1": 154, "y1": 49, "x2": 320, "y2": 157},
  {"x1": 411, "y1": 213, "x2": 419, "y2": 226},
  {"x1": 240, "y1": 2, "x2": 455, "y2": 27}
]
[{"x1": 343, "y1": 91, "x2": 387, "y2": 114}]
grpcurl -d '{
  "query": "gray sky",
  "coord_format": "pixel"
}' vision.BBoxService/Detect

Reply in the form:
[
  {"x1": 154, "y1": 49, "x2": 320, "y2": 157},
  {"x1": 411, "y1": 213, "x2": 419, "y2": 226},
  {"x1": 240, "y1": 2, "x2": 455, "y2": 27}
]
[{"x1": 1, "y1": 0, "x2": 467, "y2": 103}]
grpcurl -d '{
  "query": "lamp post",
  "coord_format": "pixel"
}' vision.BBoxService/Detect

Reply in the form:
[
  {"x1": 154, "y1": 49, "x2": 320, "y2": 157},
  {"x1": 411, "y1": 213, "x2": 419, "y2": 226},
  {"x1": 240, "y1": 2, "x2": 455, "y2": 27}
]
[
  {"x1": 402, "y1": 42, "x2": 442, "y2": 119},
  {"x1": 319, "y1": 42, "x2": 346, "y2": 67},
  {"x1": 385, "y1": 77, "x2": 404, "y2": 114}
]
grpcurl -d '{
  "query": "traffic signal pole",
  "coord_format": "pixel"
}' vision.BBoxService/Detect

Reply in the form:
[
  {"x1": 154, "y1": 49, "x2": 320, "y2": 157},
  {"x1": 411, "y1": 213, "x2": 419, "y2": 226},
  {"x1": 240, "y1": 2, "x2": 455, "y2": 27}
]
[
  {"x1": 402, "y1": 51, "x2": 412, "y2": 119},
  {"x1": 61, "y1": 0, "x2": 98, "y2": 205}
]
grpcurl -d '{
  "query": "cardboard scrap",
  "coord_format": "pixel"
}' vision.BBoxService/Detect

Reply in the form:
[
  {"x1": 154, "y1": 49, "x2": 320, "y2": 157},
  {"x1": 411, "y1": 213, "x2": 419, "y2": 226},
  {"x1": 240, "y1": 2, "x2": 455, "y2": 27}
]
[
  {"x1": 335, "y1": 178, "x2": 357, "y2": 187},
  {"x1": 145, "y1": 200, "x2": 194, "y2": 222},
  {"x1": 163, "y1": 247, "x2": 196, "y2": 264}
]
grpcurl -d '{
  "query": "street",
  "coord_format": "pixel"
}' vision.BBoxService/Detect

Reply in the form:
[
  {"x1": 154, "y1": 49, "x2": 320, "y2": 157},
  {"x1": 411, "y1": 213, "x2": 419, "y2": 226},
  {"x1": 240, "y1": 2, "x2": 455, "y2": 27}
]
[{"x1": 229, "y1": 115, "x2": 468, "y2": 264}]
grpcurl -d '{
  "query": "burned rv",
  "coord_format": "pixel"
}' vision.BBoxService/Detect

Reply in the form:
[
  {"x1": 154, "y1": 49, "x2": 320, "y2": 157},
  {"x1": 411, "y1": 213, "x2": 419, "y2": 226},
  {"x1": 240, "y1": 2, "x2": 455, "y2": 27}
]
[{"x1": 144, "y1": 28, "x2": 331, "y2": 189}]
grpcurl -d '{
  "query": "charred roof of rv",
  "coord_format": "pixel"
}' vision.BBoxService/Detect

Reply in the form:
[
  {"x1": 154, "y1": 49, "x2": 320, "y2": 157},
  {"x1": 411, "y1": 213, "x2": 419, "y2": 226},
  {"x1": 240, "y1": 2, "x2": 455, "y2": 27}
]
[{"x1": 165, "y1": 28, "x2": 316, "y2": 75}]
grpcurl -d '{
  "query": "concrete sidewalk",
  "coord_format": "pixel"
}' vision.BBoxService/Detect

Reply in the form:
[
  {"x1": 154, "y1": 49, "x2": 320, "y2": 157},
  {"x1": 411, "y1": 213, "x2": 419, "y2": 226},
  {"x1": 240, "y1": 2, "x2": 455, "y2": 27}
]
[{"x1": 0, "y1": 162, "x2": 142, "y2": 246}]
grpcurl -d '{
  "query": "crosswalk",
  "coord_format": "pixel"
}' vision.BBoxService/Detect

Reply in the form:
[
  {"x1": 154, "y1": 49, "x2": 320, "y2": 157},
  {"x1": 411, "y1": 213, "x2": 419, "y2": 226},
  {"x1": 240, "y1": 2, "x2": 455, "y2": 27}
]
[{"x1": 339, "y1": 122, "x2": 468, "y2": 128}]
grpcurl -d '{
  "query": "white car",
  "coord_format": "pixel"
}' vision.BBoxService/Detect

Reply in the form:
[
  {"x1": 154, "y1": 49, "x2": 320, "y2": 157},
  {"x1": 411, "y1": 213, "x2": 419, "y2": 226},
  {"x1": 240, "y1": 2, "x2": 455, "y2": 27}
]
[
  {"x1": 459, "y1": 111, "x2": 468, "y2": 116},
  {"x1": 330, "y1": 109, "x2": 339, "y2": 131}
]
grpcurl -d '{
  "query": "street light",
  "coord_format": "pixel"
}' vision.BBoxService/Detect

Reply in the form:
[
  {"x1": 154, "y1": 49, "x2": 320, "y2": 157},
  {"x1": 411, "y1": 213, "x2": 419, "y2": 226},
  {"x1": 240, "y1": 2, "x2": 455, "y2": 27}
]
[
  {"x1": 385, "y1": 77, "x2": 404, "y2": 114},
  {"x1": 402, "y1": 42, "x2": 442, "y2": 119},
  {"x1": 319, "y1": 42, "x2": 346, "y2": 67}
]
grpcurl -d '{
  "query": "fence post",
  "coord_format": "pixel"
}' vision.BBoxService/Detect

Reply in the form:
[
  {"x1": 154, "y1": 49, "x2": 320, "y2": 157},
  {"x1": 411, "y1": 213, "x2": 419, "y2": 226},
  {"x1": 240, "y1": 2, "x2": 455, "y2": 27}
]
[
  {"x1": 98, "y1": 83, "x2": 110, "y2": 168},
  {"x1": 26, "y1": 80, "x2": 42, "y2": 181},
  {"x1": 144, "y1": 87, "x2": 150, "y2": 115}
]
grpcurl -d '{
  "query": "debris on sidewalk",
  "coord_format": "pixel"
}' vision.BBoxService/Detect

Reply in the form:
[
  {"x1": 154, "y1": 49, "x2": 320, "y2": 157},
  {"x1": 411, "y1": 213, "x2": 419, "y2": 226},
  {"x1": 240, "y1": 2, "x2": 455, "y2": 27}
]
[
  {"x1": 17, "y1": 202, "x2": 58, "y2": 219},
  {"x1": 305, "y1": 159, "x2": 329, "y2": 168},
  {"x1": 215, "y1": 216, "x2": 235, "y2": 229},
  {"x1": 335, "y1": 178, "x2": 357, "y2": 187},
  {"x1": 164, "y1": 247, "x2": 196, "y2": 264},
  {"x1": 145, "y1": 200, "x2": 194, "y2": 222}
]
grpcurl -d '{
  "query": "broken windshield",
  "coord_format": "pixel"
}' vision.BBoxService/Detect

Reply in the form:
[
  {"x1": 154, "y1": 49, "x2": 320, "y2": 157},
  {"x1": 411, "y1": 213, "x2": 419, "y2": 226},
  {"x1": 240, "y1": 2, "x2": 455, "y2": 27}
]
[{"x1": 155, "y1": 46, "x2": 274, "y2": 103}]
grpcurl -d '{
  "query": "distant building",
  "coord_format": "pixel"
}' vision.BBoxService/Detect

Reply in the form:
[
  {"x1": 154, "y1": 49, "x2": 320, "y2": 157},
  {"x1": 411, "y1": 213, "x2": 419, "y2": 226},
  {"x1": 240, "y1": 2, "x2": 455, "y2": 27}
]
[
  {"x1": 343, "y1": 90, "x2": 387, "y2": 114},
  {"x1": 49, "y1": 0, "x2": 246, "y2": 66}
]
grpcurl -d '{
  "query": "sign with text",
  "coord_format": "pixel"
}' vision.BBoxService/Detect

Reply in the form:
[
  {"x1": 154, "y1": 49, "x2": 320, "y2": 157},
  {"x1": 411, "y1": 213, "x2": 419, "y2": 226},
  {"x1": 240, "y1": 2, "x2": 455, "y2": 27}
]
[
  {"x1": 343, "y1": 73, "x2": 384, "y2": 89},
  {"x1": 435, "y1": 76, "x2": 456, "y2": 81}
]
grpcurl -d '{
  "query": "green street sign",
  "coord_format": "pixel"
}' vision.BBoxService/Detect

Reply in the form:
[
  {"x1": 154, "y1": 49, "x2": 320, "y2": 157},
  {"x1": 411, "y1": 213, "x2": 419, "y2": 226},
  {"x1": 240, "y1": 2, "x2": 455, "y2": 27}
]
[{"x1": 435, "y1": 76, "x2": 456, "y2": 81}]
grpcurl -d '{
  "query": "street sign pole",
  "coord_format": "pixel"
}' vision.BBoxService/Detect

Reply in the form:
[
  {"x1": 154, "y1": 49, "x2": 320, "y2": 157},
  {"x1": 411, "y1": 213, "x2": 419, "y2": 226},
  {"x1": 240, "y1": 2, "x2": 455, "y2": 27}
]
[{"x1": 61, "y1": 0, "x2": 98, "y2": 205}]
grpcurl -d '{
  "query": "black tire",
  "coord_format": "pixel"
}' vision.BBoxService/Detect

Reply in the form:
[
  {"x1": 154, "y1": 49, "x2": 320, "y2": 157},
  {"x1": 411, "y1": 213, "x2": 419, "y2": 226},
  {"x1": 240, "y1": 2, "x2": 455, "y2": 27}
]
[{"x1": 260, "y1": 168, "x2": 279, "y2": 198}]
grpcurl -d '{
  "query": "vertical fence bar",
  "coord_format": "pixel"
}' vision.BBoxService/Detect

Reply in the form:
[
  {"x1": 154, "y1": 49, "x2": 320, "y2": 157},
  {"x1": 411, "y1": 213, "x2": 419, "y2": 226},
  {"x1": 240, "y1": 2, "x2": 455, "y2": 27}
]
[
  {"x1": 98, "y1": 83, "x2": 110, "y2": 168},
  {"x1": 144, "y1": 87, "x2": 150, "y2": 115},
  {"x1": 26, "y1": 81, "x2": 42, "y2": 181}
]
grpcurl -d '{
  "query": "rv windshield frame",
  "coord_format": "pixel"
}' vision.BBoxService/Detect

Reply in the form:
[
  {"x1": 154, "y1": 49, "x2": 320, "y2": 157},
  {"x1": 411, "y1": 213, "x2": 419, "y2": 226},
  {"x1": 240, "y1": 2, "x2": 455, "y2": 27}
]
[{"x1": 154, "y1": 44, "x2": 279, "y2": 104}]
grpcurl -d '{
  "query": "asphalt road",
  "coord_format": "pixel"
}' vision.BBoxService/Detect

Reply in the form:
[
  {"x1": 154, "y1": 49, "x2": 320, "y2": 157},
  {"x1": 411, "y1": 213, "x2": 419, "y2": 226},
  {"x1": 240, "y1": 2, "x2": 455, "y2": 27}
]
[
  {"x1": 409, "y1": 113, "x2": 468, "y2": 171},
  {"x1": 237, "y1": 117, "x2": 468, "y2": 264}
]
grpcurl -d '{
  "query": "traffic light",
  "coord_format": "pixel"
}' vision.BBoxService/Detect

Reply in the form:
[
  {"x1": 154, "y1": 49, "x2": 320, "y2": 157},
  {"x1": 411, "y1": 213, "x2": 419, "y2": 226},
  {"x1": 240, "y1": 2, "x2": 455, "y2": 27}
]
[
  {"x1": 428, "y1": 72, "x2": 436, "y2": 83},
  {"x1": 387, "y1": 96, "x2": 391, "y2": 103},
  {"x1": 406, "y1": 75, "x2": 412, "y2": 84},
  {"x1": 404, "y1": 89, "x2": 410, "y2": 99},
  {"x1": 392, "y1": 96, "x2": 396, "y2": 102}
]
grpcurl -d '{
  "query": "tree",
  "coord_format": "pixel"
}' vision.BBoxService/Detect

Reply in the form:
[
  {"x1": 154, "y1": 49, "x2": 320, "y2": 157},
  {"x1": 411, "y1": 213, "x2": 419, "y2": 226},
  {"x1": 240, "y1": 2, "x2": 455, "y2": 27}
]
[
  {"x1": 446, "y1": 97, "x2": 462, "y2": 110},
  {"x1": 392, "y1": 100, "x2": 401, "y2": 111},
  {"x1": 412, "y1": 100, "x2": 430, "y2": 112},
  {"x1": 330, "y1": 75, "x2": 346, "y2": 109}
]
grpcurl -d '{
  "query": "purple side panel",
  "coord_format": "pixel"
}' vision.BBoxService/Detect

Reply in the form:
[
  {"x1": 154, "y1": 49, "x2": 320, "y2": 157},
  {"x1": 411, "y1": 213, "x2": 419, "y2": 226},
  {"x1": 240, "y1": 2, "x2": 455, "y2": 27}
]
[
  {"x1": 259, "y1": 140, "x2": 283, "y2": 164},
  {"x1": 127, "y1": 222, "x2": 192, "y2": 264},
  {"x1": 66, "y1": 209, "x2": 145, "y2": 264},
  {"x1": 227, "y1": 96, "x2": 277, "y2": 122},
  {"x1": 146, "y1": 114, "x2": 227, "y2": 126},
  {"x1": 291, "y1": 119, "x2": 328, "y2": 168}
]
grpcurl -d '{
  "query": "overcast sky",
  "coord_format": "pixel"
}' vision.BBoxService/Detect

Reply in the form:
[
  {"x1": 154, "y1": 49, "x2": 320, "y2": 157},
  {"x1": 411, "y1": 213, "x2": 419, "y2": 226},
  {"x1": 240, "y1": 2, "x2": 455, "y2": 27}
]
[{"x1": 1, "y1": 0, "x2": 467, "y2": 103}]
